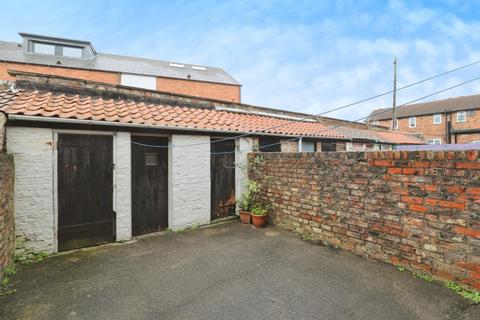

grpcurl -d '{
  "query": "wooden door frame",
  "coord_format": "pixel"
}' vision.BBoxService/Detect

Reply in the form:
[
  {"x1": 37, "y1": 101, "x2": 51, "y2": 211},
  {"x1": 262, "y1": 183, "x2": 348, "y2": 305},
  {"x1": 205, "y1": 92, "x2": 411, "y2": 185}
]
[
  {"x1": 53, "y1": 129, "x2": 116, "y2": 253},
  {"x1": 210, "y1": 138, "x2": 236, "y2": 221}
]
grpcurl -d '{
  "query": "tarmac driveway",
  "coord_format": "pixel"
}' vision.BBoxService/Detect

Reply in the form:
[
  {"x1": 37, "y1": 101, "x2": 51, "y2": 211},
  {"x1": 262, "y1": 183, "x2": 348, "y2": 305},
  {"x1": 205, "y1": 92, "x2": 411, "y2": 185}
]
[{"x1": 1, "y1": 221, "x2": 479, "y2": 320}]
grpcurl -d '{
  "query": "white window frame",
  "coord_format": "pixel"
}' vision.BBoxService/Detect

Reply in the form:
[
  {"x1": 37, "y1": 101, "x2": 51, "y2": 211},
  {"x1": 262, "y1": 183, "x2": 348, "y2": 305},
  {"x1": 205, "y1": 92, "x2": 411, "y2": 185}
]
[
  {"x1": 62, "y1": 46, "x2": 83, "y2": 58},
  {"x1": 30, "y1": 41, "x2": 85, "y2": 58},
  {"x1": 426, "y1": 138, "x2": 442, "y2": 145},
  {"x1": 433, "y1": 114, "x2": 442, "y2": 124},
  {"x1": 393, "y1": 119, "x2": 399, "y2": 129},
  {"x1": 457, "y1": 111, "x2": 467, "y2": 123},
  {"x1": 473, "y1": 141, "x2": 480, "y2": 144},
  {"x1": 408, "y1": 117, "x2": 416, "y2": 128}
]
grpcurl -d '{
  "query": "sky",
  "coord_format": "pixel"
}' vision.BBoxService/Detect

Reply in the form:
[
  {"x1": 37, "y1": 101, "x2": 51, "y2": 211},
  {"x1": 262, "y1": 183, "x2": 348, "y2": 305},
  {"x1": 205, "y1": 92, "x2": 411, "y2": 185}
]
[{"x1": 1, "y1": 0, "x2": 480, "y2": 121}]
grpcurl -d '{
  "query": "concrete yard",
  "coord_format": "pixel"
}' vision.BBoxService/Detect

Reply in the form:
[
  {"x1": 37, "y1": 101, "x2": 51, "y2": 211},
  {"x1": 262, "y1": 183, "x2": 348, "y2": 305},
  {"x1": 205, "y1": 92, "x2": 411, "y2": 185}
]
[{"x1": 0, "y1": 221, "x2": 478, "y2": 320}]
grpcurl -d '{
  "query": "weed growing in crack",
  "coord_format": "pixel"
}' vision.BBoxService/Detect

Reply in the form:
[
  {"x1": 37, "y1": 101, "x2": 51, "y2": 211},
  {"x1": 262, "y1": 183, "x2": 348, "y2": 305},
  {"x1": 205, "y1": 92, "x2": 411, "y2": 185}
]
[
  {"x1": 414, "y1": 272, "x2": 434, "y2": 282},
  {"x1": 0, "y1": 265, "x2": 17, "y2": 296},
  {"x1": 301, "y1": 233, "x2": 315, "y2": 241},
  {"x1": 16, "y1": 251, "x2": 49, "y2": 265},
  {"x1": 445, "y1": 281, "x2": 480, "y2": 304},
  {"x1": 169, "y1": 224, "x2": 201, "y2": 234},
  {"x1": 395, "y1": 266, "x2": 480, "y2": 304}
]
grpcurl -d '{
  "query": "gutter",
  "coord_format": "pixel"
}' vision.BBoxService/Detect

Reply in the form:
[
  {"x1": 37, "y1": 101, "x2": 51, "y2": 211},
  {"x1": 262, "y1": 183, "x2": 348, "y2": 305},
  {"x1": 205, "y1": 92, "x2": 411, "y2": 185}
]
[
  {"x1": 451, "y1": 128, "x2": 480, "y2": 134},
  {"x1": 6, "y1": 115, "x2": 413, "y2": 145}
]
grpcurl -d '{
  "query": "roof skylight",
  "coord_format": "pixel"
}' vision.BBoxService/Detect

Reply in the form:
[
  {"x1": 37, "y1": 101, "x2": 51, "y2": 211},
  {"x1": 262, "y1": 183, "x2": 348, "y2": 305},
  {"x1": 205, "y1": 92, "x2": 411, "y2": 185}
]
[{"x1": 169, "y1": 63, "x2": 185, "y2": 68}]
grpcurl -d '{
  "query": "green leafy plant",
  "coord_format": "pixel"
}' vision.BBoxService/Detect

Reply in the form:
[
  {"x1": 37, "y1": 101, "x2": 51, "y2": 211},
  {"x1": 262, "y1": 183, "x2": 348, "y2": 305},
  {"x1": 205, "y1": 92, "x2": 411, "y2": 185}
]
[
  {"x1": 414, "y1": 272, "x2": 434, "y2": 282},
  {"x1": 0, "y1": 288, "x2": 16, "y2": 297},
  {"x1": 1, "y1": 265, "x2": 16, "y2": 287},
  {"x1": 0, "y1": 265, "x2": 17, "y2": 297},
  {"x1": 251, "y1": 205, "x2": 268, "y2": 216},
  {"x1": 17, "y1": 251, "x2": 49, "y2": 265},
  {"x1": 397, "y1": 266, "x2": 405, "y2": 272},
  {"x1": 3, "y1": 266, "x2": 16, "y2": 277},
  {"x1": 1, "y1": 276, "x2": 9, "y2": 287},
  {"x1": 237, "y1": 180, "x2": 261, "y2": 212},
  {"x1": 445, "y1": 281, "x2": 480, "y2": 304},
  {"x1": 302, "y1": 233, "x2": 315, "y2": 241}
]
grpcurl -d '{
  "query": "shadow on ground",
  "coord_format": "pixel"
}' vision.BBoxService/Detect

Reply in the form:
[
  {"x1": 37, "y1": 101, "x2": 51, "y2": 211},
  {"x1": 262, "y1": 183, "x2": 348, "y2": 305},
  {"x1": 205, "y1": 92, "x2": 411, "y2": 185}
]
[{"x1": 1, "y1": 221, "x2": 479, "y2": 320}]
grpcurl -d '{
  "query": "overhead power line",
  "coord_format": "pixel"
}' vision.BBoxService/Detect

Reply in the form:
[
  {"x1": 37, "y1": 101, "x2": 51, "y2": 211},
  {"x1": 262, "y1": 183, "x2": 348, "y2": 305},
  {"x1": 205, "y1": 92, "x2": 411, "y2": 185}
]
[{"x1": 131, "y1": 58, "x2": 480, "y2": 150}]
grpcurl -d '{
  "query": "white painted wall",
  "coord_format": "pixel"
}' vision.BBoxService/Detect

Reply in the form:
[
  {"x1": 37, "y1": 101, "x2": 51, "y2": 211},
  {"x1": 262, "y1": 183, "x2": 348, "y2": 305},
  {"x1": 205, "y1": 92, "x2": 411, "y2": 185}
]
[
  {"x1": 235, "y1": 137, "x2": 254, "y2": 213},
  {"x1": 7, "y1": 127, "x2": 55, "y2": 253},
  {"x1": 169, "y1": 134, "x2": 211, "y2": 229},
  {"x1": 115, "y1": 132, "x2": 132, "y2": 241},
  {"x1": 120, "y1": 73, "x2": 156, "y2": 90},
  {"x1": 7, "y1": 127, "x2": 133, "y2": 253}
]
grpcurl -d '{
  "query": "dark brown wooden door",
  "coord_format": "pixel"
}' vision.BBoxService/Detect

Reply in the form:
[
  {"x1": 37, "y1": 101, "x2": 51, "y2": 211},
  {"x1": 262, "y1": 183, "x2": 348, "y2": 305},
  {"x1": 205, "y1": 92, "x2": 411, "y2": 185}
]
[
  {"x1": 259, "y1": 137, "x2": 281, "y2": 152},
  {"x1": 131, "y1": 136, "x2": 168, "y2": 236},
  {"x1": 58, "y1": 134, "x2": 114, "y2": 252},
  {"x1": 211, "y1": 139, "x2": 236, "y2": 220}
]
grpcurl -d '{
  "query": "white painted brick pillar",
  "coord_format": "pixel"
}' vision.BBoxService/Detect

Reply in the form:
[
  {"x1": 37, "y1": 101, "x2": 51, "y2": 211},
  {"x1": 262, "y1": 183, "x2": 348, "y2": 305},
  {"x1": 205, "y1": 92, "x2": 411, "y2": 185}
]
[
  {"x1": 6, "y1": 127, "x2": 55, "y2": 253},
  {"x1": 114, "y1": 132, "x2": 132, "y2": 241},
  {"x1": 169, "y1": 134, "x2": 211, "y2": 229}
]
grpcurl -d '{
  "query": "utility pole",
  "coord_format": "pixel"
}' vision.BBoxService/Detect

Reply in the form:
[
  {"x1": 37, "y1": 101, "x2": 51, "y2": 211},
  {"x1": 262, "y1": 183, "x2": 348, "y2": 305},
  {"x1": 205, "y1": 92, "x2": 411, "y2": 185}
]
[{"x1": 392, "y1": 58, "x2": 397, "y2": 130}]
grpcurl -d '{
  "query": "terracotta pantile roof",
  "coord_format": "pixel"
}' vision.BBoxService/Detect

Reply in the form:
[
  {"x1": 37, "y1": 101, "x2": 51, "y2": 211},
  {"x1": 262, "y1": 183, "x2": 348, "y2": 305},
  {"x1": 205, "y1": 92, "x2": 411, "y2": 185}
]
[
  {"x1": 369, "y1": 93, "x2": 480, "y2": 121},
  {"x1": 0, "y1": 89, "x2": 420, "y2": 144}
]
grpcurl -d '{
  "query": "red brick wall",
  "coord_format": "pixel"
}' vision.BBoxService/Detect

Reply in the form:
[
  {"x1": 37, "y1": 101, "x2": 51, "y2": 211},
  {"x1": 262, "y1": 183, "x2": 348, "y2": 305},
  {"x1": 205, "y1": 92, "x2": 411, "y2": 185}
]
[
  {"x1": 0, "y1": 62, "x2": 120, "y2": 85},
  {"x1": 0, "y1": 62, "x2": 241, "y2": 102},
  {"x1": 249, "y1": 150, "x2": 480, "y2": 289},
  {"x1": 156, "y1": 77, "x2": 241, "y2": 102},
  {"x1": 457, "y1": 133, "x2": 480, "y2": 144},
  {"x1": 0, "y1": 154, "x2": 14, "y2": 279}
]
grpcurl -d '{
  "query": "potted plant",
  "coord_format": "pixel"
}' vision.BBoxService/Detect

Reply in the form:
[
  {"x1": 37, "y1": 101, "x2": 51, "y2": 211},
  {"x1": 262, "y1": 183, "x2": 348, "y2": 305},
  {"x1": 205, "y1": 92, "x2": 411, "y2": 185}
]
[
  {"x1": 251, "y1": 205, "x2": 268, "y2": 228},
  {"x1": 237, "y1": 180, "x2": 261, "y2": 224}
]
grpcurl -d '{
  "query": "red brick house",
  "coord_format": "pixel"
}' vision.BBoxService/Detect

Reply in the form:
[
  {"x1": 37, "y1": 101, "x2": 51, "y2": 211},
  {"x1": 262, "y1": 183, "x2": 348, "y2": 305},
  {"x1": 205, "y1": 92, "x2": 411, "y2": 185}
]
[
  {"x1": 368, "y1": 94, "x2": 480, "y2": 145},
  {"x1": 0, "y1": 33, "x2": 241, "y2": 102}
]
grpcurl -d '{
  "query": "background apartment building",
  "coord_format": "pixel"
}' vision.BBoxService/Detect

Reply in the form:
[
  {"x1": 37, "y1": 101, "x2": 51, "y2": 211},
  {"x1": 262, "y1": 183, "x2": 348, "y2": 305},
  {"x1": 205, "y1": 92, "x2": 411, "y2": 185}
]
[
  {"x1": 0, "y1": 33, "x2": 241, "y2": 102},
  {"x1": 368, "y1": 94, "x2": 480, "y2": 144}
]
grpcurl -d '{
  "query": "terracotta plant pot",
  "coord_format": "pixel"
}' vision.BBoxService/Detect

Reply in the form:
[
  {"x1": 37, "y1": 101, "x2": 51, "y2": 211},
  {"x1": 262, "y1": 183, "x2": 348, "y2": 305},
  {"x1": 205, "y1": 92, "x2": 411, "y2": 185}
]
[
  {"x1": 251, "y1": 214, "x2": 267, "y2": 228},
  {"x1": 239, "y1": 211, "x2": 251, "y2": 224}
]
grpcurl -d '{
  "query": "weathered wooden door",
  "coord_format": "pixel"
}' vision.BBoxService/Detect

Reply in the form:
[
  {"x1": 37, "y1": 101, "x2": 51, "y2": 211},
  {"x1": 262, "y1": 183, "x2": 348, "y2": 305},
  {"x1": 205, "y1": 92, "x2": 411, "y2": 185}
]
[
  {"x1": 58, "y1": 134, "x2": 114, "y2": 251},
  {"x1": 211, "y1": 139, "x2": 236, "y2": 220},
  {"x1": 259, "y1": 137, "x2": 281, "y2": 152},
  {"x1": 131, "y1": 136, "x2": 168, "y2": 236}
]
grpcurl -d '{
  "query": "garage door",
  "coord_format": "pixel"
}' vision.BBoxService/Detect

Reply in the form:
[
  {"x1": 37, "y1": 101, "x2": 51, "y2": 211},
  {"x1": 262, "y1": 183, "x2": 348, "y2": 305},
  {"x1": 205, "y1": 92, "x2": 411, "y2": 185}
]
[
  {"x1": 131, "y1": 136, "x2": 169, "y2": 236},
  {"x1": 57, "y1": 134, "x2": 114, "y2": 251}
]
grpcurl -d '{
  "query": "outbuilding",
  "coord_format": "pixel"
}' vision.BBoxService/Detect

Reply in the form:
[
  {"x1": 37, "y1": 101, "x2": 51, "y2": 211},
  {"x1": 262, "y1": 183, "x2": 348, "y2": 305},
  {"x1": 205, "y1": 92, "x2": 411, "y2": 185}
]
[{"x1": 0, "y1": 73, "x2": 421, "y2": 254}]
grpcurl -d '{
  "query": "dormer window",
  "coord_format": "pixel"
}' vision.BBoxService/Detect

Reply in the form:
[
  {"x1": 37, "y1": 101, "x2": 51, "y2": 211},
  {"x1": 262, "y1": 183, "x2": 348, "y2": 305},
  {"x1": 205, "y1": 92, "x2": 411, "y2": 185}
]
[
  {"x1": 31, "y1": 41, "x2": 83, "y2": 58},
  {"x1": 32, "y1": 42, "x2": 55, "y2": 55},
  {"x1": 20, "y1": 32, "x2": 96, "y2": 59},
  {"x1": 62, "y1": 46, "x2": 83, "y2": 58}
]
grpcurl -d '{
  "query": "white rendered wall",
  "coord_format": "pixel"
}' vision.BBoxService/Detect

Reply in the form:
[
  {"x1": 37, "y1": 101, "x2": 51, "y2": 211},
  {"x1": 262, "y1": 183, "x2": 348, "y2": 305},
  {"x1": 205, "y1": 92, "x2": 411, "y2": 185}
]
[
  {"x1": 120, "y1": 73, "x2": 156, "y2": 90},
  {"x1": 169, "y1": 134, "x2": 211, "y2": 229},
  {"x1": 235, "y1": 137, "x2": 254, "y2": 213},
  {"x1": 114, "y1": 132, "x2": 132, "y2": 241},
  {"x1": 7, "y1": 127, "x2": 55, "y2": 253}
]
